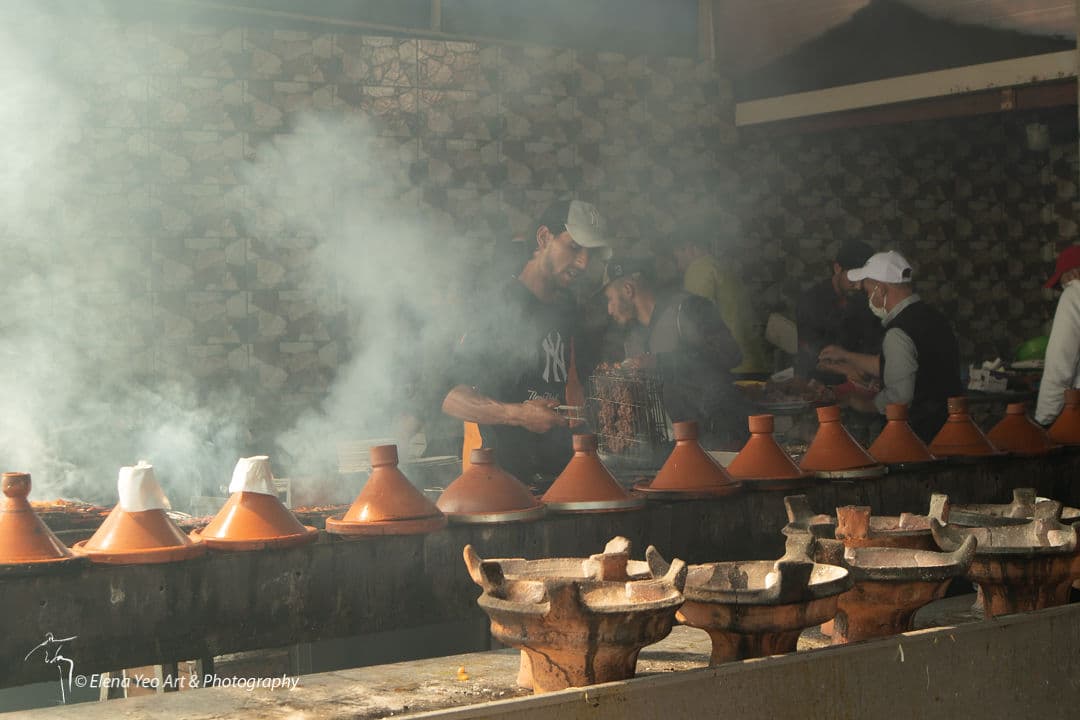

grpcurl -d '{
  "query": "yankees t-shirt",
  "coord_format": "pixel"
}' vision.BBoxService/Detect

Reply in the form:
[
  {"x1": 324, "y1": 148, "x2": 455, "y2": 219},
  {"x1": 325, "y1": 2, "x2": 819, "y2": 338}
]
[{"x1": 450, "y1": 278, "x2": 576, "y2": 482}]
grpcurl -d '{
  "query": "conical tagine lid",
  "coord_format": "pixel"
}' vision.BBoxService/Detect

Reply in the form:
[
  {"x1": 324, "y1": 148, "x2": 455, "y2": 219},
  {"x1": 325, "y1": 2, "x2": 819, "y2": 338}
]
[
  {"x1": 0, "y1": 472, "x2": 77, "y2": 566},
  {"x1": 726, "y1": 415, "x2": 809, "y2": 489},
  {"x1": 799, "y1": 406, "x2": 880, "y2": 473},
  {"x1": 986, "y1": 403, "x2": 1058, "y2": 456},
  {"x1": 197, "y1": 456, "x2": 318, "y2": 549},
  {"x1": 868, "y1": 404, "x2": 937, "y2": 465},
  {"x1": 326, "y1": 445, "x2": 446, "y2": 535},
  {"x1": 635, "y1": 421, "x2": 742, "y2": 497},
  {"x1": 437, "y1": 448, "x2": 544, "y2": 523},
  {"x1": 73, "y1": 462, "x2": 204, "y2": 565},
  {"x1": 928, "y1": 397, "x2": 1001, "y2": 457},
  {"x1": 542, "y1": 435, "x2": 644, "y2": 512}
]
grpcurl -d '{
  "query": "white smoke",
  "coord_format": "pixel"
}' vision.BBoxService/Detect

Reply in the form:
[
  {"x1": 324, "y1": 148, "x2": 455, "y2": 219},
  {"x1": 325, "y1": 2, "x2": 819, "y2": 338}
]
[
  {"x1": 242, "y1": 116, "x2": 478, "y2": 495},
  {"x1": 0, "y1": 4, "x2": 247, "y2": 505}
]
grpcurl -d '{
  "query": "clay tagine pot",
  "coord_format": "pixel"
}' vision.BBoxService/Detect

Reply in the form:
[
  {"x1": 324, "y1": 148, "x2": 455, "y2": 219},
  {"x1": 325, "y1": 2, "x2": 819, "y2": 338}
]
[
  {"x1": 725, "y1": 415, "x2": 811, "y2": 491},
  {"x1": 944, "y1": 487, "x2": 1080, "y2": 528},
  {"x1": 986, "y1": 403, "x2": 1059, "y2": 456},
  {"x1": 326, "y1": 445, "x2": 446, "y2": 535},
  {"x1": 1048, "y1": 389, "x2": 1080, "y2": 445},
  {"x1": 930, "y1": 494, "x2": 1077, "y2": 618},
  {"x1": 832, "y1": 536, "x2": 976, "y2": 644},
  {"x1": 437, "y1": 448, "x2": 545, "y2": 523},
  {"x1": 194, "y1": 456, "x2": 319, "y2": 549},
  {"x1": 658, "y1": 534, "x2": 850, "y2": 664},
  {"x1": 867, "y1": 404, "x2": 938, "y2": 467},
  {"x1": 834, "y1": 505, "x2": 936, "y2": 551},
  {"x1": 0, "y1": 472, "x2": 78, "y2": 568},
  {"x1": 634, "y1": 421, "x2": 743, "y2": 498},
  {"x1": 798, "y1": 406, "x2": 884, "y2": 479},
  {"x1": 541, "y1": 435, "x2": 645, "y2": 513},
  {"x1": 463, "y1": 537, "x2": 686, "y2": 693},
  {"x1": 928, "y1": 397, "x2": 1002, "y2": 459},
  {"x1": 73, "y1": 462, "x2": 205, "y2": 565}
]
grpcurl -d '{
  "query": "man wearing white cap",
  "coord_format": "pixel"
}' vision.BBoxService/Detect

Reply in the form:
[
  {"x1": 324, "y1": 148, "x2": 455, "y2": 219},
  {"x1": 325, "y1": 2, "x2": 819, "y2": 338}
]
[
  {"x1": 819, "y1": 250, "x2": 962, "y2": 441},
  {"x1": 1035, "y1": 245, "x2": 1080, "y2": 425},
  {"x1": 443, "y1": 199, "x2": 610, "y2": 482}
]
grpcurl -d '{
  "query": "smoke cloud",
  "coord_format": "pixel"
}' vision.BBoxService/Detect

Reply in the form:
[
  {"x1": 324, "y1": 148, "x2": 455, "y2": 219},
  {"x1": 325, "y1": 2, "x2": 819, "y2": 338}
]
[
  {"x1": 0, "y1": 6, "x2": 248, "y2": 504},
  {"x1": 242, "y1": 116, "x2": 477, "y2": 496},
  {"x1": 0, "y1": 3, "x2": 481, "y2": 506}
]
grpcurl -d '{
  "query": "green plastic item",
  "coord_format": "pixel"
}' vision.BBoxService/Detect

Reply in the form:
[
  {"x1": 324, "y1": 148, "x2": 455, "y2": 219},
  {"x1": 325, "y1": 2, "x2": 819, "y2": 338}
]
[{"x1": 1016, "y1": 336, "x2": 1049, "y2": 362}]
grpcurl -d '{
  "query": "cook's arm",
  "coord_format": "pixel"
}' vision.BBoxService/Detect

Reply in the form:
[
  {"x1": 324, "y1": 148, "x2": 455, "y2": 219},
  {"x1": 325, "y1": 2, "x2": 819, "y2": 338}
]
[
  {"x1": 819, "y1": 346, "x2": 881, "y2": 380},
  {"x1": 442, "y1": 385, "x2": 566, "y2": 433},
  {"x1": 1036, "y1": 286, "x2": 1080, "y2": 424}
]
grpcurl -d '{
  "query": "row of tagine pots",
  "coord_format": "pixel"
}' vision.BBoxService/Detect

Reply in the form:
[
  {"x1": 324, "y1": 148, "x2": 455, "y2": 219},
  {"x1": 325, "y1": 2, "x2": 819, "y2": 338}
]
[
  {"x1": 465, "y1": 486, "x2": 1080, "y2": 694},
  {"x1": 3, "y1": 391, "x2": 1078, "y2": 568}
]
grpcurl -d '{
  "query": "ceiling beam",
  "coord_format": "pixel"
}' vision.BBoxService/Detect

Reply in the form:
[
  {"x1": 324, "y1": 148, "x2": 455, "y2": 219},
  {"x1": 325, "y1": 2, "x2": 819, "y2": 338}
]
[
  {"x1": 739, "y1": 78, "x2": 1075, "y2": 137},
  {"x1": 736, "y1": 50, "x2": 1076, "y2": 126}
]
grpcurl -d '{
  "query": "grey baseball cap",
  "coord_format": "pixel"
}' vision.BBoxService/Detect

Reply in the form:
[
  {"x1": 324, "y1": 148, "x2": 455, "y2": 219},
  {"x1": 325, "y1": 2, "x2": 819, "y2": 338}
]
[{"x1": 564, "y1": 200, "x2": 610, "y2": 258}]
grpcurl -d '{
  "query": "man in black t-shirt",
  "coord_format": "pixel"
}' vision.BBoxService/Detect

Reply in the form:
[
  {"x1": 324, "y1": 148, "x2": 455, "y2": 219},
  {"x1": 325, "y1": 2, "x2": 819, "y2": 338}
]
[{"x1": 442, "y1": 200, "x2": 609, "y2": 482}]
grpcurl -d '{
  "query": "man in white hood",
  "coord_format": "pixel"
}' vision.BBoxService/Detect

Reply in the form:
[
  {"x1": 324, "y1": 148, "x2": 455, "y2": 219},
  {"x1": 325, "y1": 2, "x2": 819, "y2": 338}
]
[{"x1": 1035, "y1": 246, "x2": 1080, "y2": 425}]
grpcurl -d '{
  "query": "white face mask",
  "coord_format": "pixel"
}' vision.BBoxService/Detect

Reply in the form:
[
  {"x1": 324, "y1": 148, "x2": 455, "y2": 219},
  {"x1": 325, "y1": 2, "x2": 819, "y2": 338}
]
[
  {"x1": 1065, "y1": 278, "x2": 1080, "y2": 290},
  {"x1": 868, "y1": 285, "x2": 888, "y2": 319}
]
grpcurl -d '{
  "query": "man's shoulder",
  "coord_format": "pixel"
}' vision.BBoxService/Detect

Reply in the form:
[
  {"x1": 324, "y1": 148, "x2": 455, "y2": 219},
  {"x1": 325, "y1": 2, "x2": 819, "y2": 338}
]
[{"x1": 1060, "y1": 283, "x2": 1080, "y2": 309}]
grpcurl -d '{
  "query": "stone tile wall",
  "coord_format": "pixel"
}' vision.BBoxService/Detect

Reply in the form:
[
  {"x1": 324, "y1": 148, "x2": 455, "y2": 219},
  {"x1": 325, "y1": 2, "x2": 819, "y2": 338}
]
[
  {"x1": 1, "y1": 4, "x2": 734, "y2": 477},
  {"x1": 733, "y1": 109, "x2": 1078, "y2": 363}
]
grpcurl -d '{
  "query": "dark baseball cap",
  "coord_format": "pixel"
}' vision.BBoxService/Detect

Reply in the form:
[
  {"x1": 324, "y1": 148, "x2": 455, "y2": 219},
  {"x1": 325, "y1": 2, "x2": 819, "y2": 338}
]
[
  {"x1": 601, "y1": 255, "x2": 654, "y2": 289},
  {"x1": 835, "y1": 240, "x2": 875, "y2": 270}
]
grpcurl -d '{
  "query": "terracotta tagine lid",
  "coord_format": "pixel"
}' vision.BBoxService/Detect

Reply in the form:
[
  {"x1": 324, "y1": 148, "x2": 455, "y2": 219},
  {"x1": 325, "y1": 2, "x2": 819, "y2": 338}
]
[
  {"x1": 798, "y1": 406, "x2": 882, "y2": 477},
  {"x1": 437, "y1": 448, "x2": 545, "y2": 523},
  {"x1": 867, "y1": 404, "x2": 937, "y2": 465},
  {"x1": 541, "y1": 435, "x2": 644, "y2": 512},
  {"x1": 635, "y1": 422, "x2": 742, "y2": 498},
  {"x1": 725, "y1": 415, "x2": 810, "y2": 490},
  {"x1": 928, "y1": 397, "x2": 1001, "y2": 458},
  {"x1": 1048, "y1": 389, "x2": 1080, "y2": 445},
  {"x1": 0, "y1": 472, "x2": 78, "y2": 567},
  {"x1": 326, "y1": 445, "x2": 446, "y2": 535},
  {"x1": 195, "y1": 456, "x2": 319, "y2": 549},
  {"x1": 73, "y1": 462, "x2": 205, "y2": 565},
  {"x1": 986, "y1": 403, "x2": 1059, "y2": 456}
]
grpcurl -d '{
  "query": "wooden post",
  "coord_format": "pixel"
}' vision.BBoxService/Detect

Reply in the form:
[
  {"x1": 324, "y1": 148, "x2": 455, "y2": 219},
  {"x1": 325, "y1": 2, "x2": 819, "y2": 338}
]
[
  {"x1": 698, "y1": 0, "x2": 716, "y2": 63},
  {"x1": 431, "y1": 0, "x2": 442, "y2": 32}
]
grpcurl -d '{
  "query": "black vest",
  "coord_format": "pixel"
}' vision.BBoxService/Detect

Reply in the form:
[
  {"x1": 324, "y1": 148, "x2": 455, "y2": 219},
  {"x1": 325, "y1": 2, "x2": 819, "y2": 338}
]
[{"x1": 879, "y1": 299, "x2": 962, "y2": 442}]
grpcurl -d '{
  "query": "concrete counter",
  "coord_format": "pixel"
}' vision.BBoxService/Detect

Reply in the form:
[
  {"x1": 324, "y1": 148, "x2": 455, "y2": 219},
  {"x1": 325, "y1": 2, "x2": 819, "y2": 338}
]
[
  {"x1": 9, "y1": 597, "x2": 1078, "y2": 719},
  {"x1": 2, "y1": 451, "x2": 1078, "y2": 689}
]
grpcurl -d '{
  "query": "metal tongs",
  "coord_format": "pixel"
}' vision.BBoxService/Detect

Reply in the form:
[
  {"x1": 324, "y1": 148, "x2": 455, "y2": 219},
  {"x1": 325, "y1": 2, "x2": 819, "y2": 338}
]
[{"x1": 555, "y1": 405, "x2": 587, "y2": 423}]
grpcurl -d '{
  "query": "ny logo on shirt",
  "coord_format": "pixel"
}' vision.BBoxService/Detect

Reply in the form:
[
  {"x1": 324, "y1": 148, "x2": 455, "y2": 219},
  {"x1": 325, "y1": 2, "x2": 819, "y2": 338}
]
[{"x1": 541, "y1": 331, "x2": 567, "y2": 383}]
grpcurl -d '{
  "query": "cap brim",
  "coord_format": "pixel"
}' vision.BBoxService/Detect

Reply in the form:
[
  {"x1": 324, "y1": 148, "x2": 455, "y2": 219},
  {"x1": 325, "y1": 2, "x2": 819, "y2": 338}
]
[
  {"x1": 846, "y1": 267, "x2": 871, "y2": 282},
  {"x1": 1045, "y1": 270, "x2": 1064, "y2": 289},
  {"x1": 566, "y1": 222, "x2": 611, "y2": 259}
]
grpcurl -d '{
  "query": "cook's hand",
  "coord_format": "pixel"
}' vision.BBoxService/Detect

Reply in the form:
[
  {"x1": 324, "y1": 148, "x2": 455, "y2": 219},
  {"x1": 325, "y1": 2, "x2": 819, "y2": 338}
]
[
  {"x1": 621, "y1": 353, "x2": 656, "y2": 371},
  {"x1": 817, "y1": 345, "x2": 850, "y2": 369},
  {"x1": 515, "y1": 398, "x2": 567, "y2": 434}
]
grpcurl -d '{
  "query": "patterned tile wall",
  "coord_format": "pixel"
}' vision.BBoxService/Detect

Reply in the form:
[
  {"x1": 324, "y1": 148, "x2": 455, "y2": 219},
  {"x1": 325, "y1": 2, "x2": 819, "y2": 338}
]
[
  {"x1": 4, "y1": 5, "x2": 734, "y2": 460},
  {"x1": 734, "y1": 110, "x2": 1078, "y2": 364}
]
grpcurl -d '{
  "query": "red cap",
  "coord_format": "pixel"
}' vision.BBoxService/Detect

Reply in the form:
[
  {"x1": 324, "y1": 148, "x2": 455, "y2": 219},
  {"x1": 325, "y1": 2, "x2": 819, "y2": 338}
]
[{"x1": 1045, "y1": 246, "x2": 1080, "y2": 288}]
